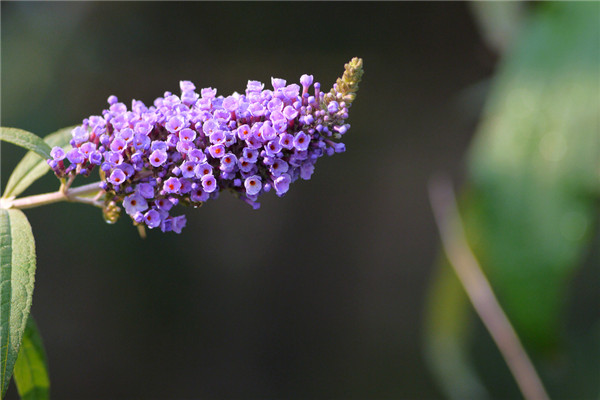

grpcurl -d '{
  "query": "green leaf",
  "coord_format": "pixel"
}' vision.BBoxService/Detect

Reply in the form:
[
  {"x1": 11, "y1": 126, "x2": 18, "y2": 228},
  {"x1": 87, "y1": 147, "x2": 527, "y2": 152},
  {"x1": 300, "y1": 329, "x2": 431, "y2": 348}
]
[
  {"x1": 423, "y1": 258, "x2": 489, "y2": 400},
  {"x1": 425, "y1": 3, "x2": 599, "y2": 398},
  {"x1": 0, "y1": 209, "x2": 36, "y2": 398},
  {"x1": 13, "y1": 316, "x2": 49, "y2": 400},
  {"x1": 0, "y1": 128, "x2": 51, "y2": 161},
  {"x1": 2, "y1": 127, "x2": 75, "y2": 199},
  {"x1": 465, "y1": 1, "x2": 599, "y2": 352}
]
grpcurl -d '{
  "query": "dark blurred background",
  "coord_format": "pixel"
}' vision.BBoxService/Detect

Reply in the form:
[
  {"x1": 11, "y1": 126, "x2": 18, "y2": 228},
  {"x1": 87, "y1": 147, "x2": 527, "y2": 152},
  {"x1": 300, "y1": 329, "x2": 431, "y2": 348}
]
[{"x1": 1, "y1": 2, "x2": 498, "y2": 398}]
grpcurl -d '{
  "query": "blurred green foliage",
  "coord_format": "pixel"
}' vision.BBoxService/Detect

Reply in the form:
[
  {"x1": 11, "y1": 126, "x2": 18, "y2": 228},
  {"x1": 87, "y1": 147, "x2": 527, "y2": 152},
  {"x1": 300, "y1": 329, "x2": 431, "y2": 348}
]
[
  {"x1": 425, "y1": 2, "x2": 599, "y2": 398},
  {"x1": 2, "y1": 127, "x2": 74, "y2": 199},
  {"x1": 13, "y1": 317, "x2": 50, "y2": 400}
]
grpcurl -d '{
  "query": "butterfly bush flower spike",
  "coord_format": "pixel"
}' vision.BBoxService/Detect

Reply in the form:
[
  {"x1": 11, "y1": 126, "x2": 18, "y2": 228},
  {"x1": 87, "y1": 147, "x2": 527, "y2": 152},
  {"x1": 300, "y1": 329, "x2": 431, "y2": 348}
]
[{"x1": 48, "y1": 58, "x2": 363, "y2": 233}]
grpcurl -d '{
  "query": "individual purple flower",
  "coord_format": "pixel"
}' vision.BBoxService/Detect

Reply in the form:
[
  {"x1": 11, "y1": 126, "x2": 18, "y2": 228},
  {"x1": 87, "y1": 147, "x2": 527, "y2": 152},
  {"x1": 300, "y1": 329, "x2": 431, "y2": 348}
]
[
  {"x1": 80, "y1": 142, "x2": 96, "y2": 157},
  {"x1": 299, "y1": 115, "x2": 314, "y2": 125},
  {"x1": 271, "y1": 77, "x2": 286, "y2": 90},
  {"x1": 180, "y1": 80, "x2": 196, "y2": 92},
  {"x1": 110, "y1": 137, "x2": 127, "y2": 153},
  {"x1": 245, "y1": 135, "x2": 262, "y2": 150},
  {"x1": 194, "y1": 162, "x2": 213, "y2": 177},
  {"x1": 163, "y1": 177, "x2": 182, "y2": 193},
  {"x1": 327, "y1": 101, "x2": 339, "y2": 114},
  {"x1": 237, "y1": 124, "x2": 251, "y2": 141},
  {"x1": 265, "y1": 140, "x2": 282, "y2": 157},
  {"x1": 242, "y1": 148, "x2": 258, "y2": 163},
  {"x1": 123, "y1": 193, "x2": 149, "y2": 216},
  {"x1": 132, "y1": 211, "x2": 145, "y2": 224},
  {"x1": 293, "y1": 132, "x2": 310, "y2": 151},
  {"x1": 300, "y1": 162, "x2": 315, "y2": 180},
  {"x1": 270, "y1": 159, "x2": 289, "y2": 176},
  {"x1": 118, "y1": 163, "x2": 135, "y2": 178},
  {"x1": 201, "y1": 87, "x2": 217, "y2": 98},
  {"x1": 166, "y1": 115, "x2": 186, "y2": 133},
  {"x1": 222, "y1": 96, "x2": 239, "y2": 112},
  {"x1": 179, "y1": 128, "x2": 196, "y2": 142},
  {"x1": 224, "y1": 131, "x2": 237, "y2": 147},
  {"x1": 334, "y1": 124, "x2": 349, "y2": 135},
  {"x1": 151, "y1": 140, "x2": 168, "y2": 152},
  {"x1": 67, "y1": 148, "x2": 85, "y2": 164},
  {"x1": 109, "y1": 101, "x2": 126, "y2": 114},
  {"x1": 247, "y1": 102, "x2": 265, "y2": 117},
  {"x1": 89, "y1": 151, "x2": 103, "y2": 165},
  {"x1": 273, "y1": 173, "x2": 291, "y2": 196},
  {"x1": 267, "y1": 98, "x2": 283, "y2": 112},
  {"x1": 133, "y1": 133, "x2": 151, "y2": 151},
  {"x1": 202, "y1": 119, "x2": 219, "y2": 136},
  {"x1": 209, "y1": 130, "x2": 226, "y2": 145},
  {"x1": 300, "y1": 74, "x2": 314, "y2": 89},
  {"x1": 283, "y1": 84, "x2": 300, "y2": 99},
  {"x1": 138, "y1": 182, "x2": 155, "y2": 199},
  {"x1": 190, "y1": 188, "x2": 209, "y2": 202},
  {"x1": 166, "y1": 133, "x2": 179, "y2": 148},
  {"x1": 270, "y1": 109, "x2": 286, "y2": 125},
  {"x1": 155, "y1": 198, "x2": 173, "y2": 211},
  {"x1": 188, "y1": 148, "x2": 206, "y2": 163},
  {"x1": 100, "y1": 134, "x2": 110, "y2": 147},
  {"x1": 283, "y1": 106, "x2": 298, "y2": 121},
  {"x1": 333, "y1": 142, "x2": 346, "y2": 153},
  {"x1": 181, "y1": 91, "x2": 199, "y2": 106},
  {"x1": 71, "y1": 126, "x2": 89, "y2": 145},
  {"x1": 201, "y1": 174, "x2": 217, "y2": 193},
  {"x1": 259, "y1": 123, "x2": 277, "y2": 141},
  {"x1": 176, "y1": 140, "x2": 194, "y2": 155},
  {"x1": 208, "y1": 144, "x2": 225, "y2": 158},
  {"x1": 105, "y1": 151, "x2": 123, "y2": 166},
  {"x1": 237, "y1": 158, "x2": 254, "y2": 173},
  {"x1": 246, "y1": 80, "x2": 264, "y2": 93},
  {"x1": 144, "y1": 209, "x2": 161, "y2": 228},
  {"x1": 220, "y1": 153, "x2": 237, "y2": 171},
  {"x1": 108, "y1": 168, "x2": 126, "y2": 185},
  {"x1": 171, "y1": 215, "x2": 187, "y2": 234},
  {"x1": 244, "y1": 175, "x2": 262, "y2": 196},
  {"x1": 221, "y1": 171, "x2": 235, "y2": 180},
  {"x1": 181, "y1": 161, "x2": 196, "y2": 178},
  {"x1": 118, "y1": 128, "x2": 134, "y2": 142},
  {"x1": 51, "y1": 146, "x2": 66, "y2": 161},
  {"x1": 179, "y1": 178, "x2": 192, "y2": 194},
  {"x1": 279, "y1": 133, "x2": 294, "y2": 150},
  {"x1": 110, "y1": 114, "x2": 128, "y2": 131},
  {"x1": 149, "y1": 149, "x2": 168, "y2": 167},
  {"x1": 160, "y1": 218, "x2": 173, "y2": 233},
  {"x1": 134, "y1": 120, "x2": 152, "y2": 136}
]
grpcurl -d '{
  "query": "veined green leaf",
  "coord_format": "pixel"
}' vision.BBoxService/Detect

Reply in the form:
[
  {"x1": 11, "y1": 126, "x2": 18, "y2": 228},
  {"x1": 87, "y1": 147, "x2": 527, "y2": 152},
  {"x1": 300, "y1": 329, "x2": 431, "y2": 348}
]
[
  {"x1": 0, "y1": 128, "x2": 51, "y2": 161},
  {"x1": 0, "y1": 209, "x2": 36, "y2": 398},
  {"x1": 13, "y1": 316, "x2": 49, "y2": 400},
  {"x1": 2, "y1": 127, "x2": 75, "y2": 199}
]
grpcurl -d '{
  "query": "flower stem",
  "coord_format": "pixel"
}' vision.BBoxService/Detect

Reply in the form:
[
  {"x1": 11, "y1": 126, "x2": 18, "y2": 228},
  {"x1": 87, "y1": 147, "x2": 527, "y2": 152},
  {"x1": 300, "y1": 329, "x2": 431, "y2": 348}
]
[
  {"x1": 0, "y1": 181, "x2": 104, "y2": 210},
  {"x1": 428, "y1": 175, "x2": 550, "y2": 400}
]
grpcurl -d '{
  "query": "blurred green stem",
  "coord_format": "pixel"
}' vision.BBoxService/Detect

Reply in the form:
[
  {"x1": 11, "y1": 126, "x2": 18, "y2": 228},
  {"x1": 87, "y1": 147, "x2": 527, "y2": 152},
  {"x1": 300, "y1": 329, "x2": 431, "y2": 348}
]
[{"x1": 428, "y1": 176, "x2": 550, "y2": 400}]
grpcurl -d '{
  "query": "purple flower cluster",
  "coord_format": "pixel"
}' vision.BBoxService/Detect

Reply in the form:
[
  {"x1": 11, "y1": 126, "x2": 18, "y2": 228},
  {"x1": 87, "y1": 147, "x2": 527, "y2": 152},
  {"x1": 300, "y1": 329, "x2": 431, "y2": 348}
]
[{"x1": 48, "y1": 59, "x2": 363, "y2": 233}]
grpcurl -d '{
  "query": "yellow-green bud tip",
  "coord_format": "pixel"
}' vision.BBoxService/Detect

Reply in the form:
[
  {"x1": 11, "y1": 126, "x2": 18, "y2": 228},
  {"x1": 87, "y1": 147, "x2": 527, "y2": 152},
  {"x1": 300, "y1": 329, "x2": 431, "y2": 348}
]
[{"x1": 326, "y1": 57, "x2": 364, "y2": 107}]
